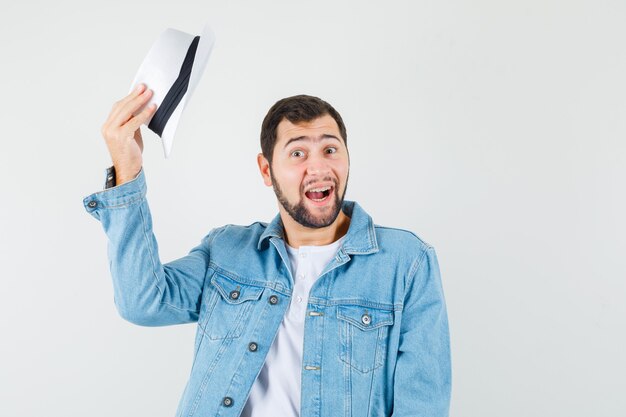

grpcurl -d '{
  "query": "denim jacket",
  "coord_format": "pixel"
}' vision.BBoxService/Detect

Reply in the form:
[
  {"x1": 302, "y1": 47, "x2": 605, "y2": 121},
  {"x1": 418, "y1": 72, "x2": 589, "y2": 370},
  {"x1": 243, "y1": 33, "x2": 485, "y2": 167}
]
[{"x1": 83, "y1": 168, "x2": 451, "y2": 417}]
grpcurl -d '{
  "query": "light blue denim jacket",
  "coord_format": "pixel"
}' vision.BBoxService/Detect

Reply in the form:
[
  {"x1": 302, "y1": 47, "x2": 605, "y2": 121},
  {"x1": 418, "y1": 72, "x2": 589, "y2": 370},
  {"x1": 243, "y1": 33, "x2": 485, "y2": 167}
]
[{"x1": 83, "y1": 168, "x2": 451, "y2": 417}]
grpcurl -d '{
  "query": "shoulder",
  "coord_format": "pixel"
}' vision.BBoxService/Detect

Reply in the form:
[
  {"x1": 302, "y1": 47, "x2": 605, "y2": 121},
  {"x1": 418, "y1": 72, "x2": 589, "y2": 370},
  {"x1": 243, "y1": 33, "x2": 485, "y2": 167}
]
[
  {"x1": 374, "y1": 224, "x2": 433, "y2": 248},
  {"x1": 373, "y1": 224, "x2": 434, "y2": 258},
  {"x1": 207, "y1": 221, "x2": 269, "y2": 241},
  {"x1": 372, "y1": 226, "x2": 442, "y2": 294}
]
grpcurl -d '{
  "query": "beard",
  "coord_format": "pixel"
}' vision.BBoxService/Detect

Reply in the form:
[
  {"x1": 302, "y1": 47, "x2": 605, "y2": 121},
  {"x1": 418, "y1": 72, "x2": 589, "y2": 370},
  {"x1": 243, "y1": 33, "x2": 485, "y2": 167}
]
[{"x1": 270, "y1": 170, "x2": 348, "y2": 229}]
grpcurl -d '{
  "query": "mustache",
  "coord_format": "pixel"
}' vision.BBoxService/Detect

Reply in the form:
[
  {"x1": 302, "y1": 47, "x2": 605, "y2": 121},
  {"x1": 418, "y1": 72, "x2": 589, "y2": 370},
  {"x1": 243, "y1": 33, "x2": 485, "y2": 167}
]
[{"x1": 301, "y1": 176, "x2": 337, "y2": 191}]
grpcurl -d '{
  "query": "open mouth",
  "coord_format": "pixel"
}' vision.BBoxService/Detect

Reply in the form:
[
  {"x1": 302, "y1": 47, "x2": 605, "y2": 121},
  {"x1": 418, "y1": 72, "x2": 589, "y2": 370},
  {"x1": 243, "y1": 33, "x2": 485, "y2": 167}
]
[{"x1": 304, "y1": 185, "x2": 334, "y2": 203}]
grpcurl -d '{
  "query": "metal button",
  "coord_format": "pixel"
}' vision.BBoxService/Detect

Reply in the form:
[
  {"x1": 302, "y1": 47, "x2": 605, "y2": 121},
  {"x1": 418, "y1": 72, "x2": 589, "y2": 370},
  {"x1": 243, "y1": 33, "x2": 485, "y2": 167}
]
[
  {"x1": 361, "y1": 313, "x2": 371, "y2": 325},
  {"x1": 248, "y1": 342, "x2": 258, "y2": 352},
  {"x1": 229, "y1": 290, "x2": 240, "y2": 300},
  {"x1": 222, "y1": 397, "x2": 233, "y2": 407},
  {"x1": 87, "y1": 201, "x2": 97, "y2": 208},
  {"x1": 269, "y1": 295, "x2": 279, "y2": 305}
]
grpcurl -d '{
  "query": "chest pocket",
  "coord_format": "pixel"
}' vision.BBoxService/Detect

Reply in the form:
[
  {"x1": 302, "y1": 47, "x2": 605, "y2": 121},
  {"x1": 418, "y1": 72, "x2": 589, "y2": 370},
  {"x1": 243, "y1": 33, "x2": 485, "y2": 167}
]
[
  {"x1": 338, "y1": 304, "x2": 394, "y2": 373},
  {"x1": 205, "y1": 273, "x2": 264, "y2": 340}
]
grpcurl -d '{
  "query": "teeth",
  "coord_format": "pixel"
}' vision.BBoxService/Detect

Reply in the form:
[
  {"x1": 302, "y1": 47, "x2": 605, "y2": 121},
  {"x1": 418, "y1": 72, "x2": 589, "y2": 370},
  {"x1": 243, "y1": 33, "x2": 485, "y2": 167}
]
[{"x1": 308, "y1": 186, "x2": 331, "y2": 192}]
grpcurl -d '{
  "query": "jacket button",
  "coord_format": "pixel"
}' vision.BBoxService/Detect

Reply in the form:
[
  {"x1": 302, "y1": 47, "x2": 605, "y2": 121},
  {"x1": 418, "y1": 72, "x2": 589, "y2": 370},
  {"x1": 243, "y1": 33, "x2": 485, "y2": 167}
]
[
  {"x1": 361, "y1": 313, "x2": 371, "y2": 325},
  {"x1": 222, "y1": 397, "x2": 234, "y2": 407},
  {"x1": 87, "y1": 201, "x2": 97, "y2": 208},
  {"x1": 269, "y1": 295, "x2": 279, "y2": 305},
  {"x1": 229, "y1": 290, "x2": 240, "y2": 300},
  {"x1": 248, "y1": 342, "x2": 258, "y2": 352}
]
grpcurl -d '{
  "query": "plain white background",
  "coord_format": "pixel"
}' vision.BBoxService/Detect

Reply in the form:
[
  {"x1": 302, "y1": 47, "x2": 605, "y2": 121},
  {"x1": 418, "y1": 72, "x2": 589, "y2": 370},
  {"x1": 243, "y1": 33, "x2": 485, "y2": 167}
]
[{"x1": 1, "y1": 1, "x2": 624, "y2": 416}]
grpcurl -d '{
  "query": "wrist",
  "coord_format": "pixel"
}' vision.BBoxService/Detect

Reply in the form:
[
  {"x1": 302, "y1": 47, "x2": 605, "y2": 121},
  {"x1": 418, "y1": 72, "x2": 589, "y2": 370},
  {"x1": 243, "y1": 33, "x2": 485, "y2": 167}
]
[
  {"x1": 112, "y1": 162, "x2": 142, "y2": 186},
  {"x1": 116, "y1": 168, "x2": 142, "y2": 185}
]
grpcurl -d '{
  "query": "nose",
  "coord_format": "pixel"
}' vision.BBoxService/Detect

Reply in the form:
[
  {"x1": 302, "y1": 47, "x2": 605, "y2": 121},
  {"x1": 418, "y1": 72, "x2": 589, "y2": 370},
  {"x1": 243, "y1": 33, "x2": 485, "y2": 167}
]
[{"x1": 305, "y1": 153, "x2": 331, "y2": 177}]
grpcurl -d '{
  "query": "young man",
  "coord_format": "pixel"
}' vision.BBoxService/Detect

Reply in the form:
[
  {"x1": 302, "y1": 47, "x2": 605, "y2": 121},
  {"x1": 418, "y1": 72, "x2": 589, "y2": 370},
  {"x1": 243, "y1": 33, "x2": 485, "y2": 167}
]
[{"x1": 83, "y1": 84, "x2": 451, "y2": 417}]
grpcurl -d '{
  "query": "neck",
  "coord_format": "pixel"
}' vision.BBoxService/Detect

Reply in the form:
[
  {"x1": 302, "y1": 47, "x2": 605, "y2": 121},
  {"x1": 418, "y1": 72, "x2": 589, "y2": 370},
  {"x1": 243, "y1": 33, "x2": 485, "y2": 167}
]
[{"x1": 279, "y1": 206, "x2": 351, "y2": 248}]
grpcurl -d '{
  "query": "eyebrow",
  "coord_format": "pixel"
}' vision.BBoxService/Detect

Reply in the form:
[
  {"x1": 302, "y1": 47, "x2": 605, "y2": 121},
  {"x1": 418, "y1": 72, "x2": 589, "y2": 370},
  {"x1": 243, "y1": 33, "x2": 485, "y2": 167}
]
[{"x1": 283, "y1": 134, "x2": 341, "y2": 149}]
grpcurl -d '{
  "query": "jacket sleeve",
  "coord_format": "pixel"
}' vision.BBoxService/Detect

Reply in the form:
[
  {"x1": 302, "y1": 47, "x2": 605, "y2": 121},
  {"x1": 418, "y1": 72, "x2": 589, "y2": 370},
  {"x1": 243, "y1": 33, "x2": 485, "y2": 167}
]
[
  {"x1": 392, "y1": 246, "x2": 452, "y2": 416},
  {"x1": 82, "y1": 167, "x2": 215, "y2": 326}
]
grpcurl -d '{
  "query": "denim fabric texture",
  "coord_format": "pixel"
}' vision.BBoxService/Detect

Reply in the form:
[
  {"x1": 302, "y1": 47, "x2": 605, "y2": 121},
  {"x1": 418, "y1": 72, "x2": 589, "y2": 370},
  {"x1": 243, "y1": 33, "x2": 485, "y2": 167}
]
[{"x1": 83, "y1": 168, "x2": 451, "y2": 417}]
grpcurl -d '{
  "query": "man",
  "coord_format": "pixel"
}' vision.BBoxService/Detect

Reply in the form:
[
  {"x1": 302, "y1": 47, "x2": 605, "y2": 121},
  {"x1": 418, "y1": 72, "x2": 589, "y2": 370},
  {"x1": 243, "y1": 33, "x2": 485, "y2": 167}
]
[{"x1": 83, "y1": 83, "x2": 451, "y2": 417}]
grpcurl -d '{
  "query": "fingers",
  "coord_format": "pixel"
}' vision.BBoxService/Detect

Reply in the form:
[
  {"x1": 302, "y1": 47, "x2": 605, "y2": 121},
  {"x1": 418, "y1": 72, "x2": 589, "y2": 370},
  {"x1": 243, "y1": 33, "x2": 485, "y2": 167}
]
[
  {"x1": 110, "y1": 86, "x2": 154, "y2": 128},
  {"x1": 107, "y1": 83, "x2": 147, "y2": 122},
  {"x1": 101, "y1": 84, "x2": 156, "y2": 142},
  {"x1": 125, "y1": 102, "x2": 157, "y2": 134},
  {"x1": 100, "y1": 84, "x2": 157, "y2": 177}
]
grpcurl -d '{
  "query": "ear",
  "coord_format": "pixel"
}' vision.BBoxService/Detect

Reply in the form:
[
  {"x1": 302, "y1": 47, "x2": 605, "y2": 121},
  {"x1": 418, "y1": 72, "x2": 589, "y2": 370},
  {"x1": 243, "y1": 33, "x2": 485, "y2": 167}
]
[{"x1": 257, "y1": 153, "x2": 273, "y2": 186}]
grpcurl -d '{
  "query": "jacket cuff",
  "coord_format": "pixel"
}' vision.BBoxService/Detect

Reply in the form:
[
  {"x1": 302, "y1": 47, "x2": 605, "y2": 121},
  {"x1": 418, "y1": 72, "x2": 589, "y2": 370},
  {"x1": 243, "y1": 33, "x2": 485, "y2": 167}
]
[{"x1": 82, "y1": 167, "x2": 146, "y2": 219}]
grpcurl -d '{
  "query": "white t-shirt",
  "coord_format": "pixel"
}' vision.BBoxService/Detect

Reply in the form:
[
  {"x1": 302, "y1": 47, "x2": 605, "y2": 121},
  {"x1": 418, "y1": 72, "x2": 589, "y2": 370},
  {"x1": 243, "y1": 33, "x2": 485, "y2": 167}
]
[{"x1": 241, "y1": 236, "x2": 345, "y2": 417}]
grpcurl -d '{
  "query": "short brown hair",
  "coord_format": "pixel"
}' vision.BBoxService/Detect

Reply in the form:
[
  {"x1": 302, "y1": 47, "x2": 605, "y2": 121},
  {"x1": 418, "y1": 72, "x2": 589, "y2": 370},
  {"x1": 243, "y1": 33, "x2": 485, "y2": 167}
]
[{"x1": 260, "y1": 94, "x2": 347, "y2": 164}]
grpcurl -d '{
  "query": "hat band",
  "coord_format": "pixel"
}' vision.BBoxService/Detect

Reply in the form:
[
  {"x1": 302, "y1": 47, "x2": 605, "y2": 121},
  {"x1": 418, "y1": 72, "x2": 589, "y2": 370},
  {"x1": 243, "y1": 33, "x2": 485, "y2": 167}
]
[{"x1": 149, "y1": 35, "x2": 200, "y2": 137}]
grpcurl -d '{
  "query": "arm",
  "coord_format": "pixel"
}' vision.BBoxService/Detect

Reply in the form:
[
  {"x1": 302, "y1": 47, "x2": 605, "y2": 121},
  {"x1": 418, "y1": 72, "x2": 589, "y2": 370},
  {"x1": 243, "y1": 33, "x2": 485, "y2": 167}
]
[
  {"x1": 83, "y1": 82, "x2": 203, "y2": 325},
  {"x1": 392, "y1": 246, "x2": 452, "y2": 416},
  {"x1": 83, "y1": 167, "x2": 216, "y2": 326}
]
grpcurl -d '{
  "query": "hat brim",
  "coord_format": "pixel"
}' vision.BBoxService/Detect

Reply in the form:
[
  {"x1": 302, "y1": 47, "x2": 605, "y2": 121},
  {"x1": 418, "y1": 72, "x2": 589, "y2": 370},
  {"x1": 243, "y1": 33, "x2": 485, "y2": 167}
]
[{"x1": 129, "y1": 23, "x2": 215, "y2": 158}]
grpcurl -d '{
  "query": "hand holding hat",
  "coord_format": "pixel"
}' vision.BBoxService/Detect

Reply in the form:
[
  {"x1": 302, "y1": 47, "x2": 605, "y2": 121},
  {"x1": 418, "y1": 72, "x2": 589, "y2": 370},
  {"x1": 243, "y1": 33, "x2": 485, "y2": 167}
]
[
  {"x1": 100, "y1": 83, "x2": 157, "y2": 185},
  {"x1": 100, "y1": 23, "x2": 215, "y2": 184}
]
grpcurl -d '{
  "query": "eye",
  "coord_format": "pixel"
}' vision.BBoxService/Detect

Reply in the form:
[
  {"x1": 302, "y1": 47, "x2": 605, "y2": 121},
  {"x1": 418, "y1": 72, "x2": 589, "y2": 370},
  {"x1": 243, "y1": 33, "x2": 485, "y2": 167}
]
[
  {"x1": 325, "y1": 147, "x2": 337, "y2": 154},
  {"x1": 291, "y1": 150, "x2": 305, "y2": 158}
]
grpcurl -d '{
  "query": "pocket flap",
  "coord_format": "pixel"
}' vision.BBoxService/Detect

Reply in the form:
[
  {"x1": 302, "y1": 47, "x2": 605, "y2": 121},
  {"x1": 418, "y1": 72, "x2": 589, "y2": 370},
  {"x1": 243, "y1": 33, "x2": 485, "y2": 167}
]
[
  {"x1": 337, "y1": 305, "x2": 394, "y2": 331},
  {"x1": 211, "y1": 273, "x2": 264, "y2": 305}
]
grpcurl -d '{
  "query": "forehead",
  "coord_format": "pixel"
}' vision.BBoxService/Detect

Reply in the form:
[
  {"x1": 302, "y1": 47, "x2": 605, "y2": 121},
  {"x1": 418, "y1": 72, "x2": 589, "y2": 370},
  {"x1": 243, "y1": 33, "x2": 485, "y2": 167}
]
[{"x1": 275, "y1": 114, "x2": 342, "y2": 145}]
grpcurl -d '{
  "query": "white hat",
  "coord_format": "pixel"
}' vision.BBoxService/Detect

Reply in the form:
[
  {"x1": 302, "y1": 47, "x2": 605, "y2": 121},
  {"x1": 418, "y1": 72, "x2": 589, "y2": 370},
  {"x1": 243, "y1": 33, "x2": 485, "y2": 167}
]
[{"x1": 129, "y1": 24, "x2": 215, "y2": 158}]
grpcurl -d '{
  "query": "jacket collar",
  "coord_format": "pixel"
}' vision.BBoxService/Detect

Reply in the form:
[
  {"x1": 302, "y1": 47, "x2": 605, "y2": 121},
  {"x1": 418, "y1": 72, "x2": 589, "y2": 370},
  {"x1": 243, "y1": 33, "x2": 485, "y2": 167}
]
[{"x1": 257, "y1": 200, "x2": 379, "y2": 255}]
